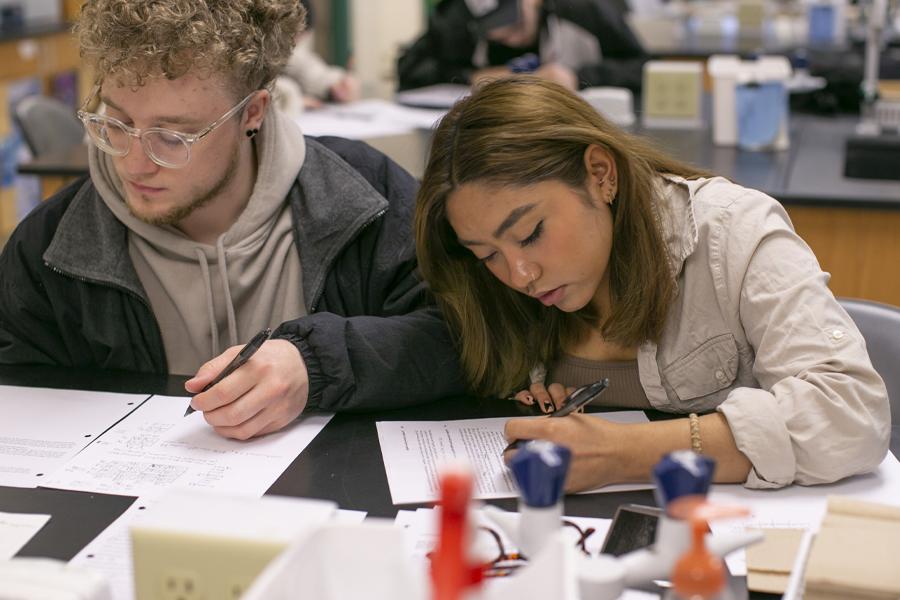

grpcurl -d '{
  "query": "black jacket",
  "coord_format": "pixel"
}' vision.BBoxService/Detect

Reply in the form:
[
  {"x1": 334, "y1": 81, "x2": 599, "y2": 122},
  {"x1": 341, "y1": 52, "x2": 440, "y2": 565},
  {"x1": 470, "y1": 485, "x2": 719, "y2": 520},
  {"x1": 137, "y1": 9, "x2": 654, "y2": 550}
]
[
  {"x1": 0, "y1": 137, "x2": 465, "y2": 411},
  {"x1": 397, "y1": 0, "x2": 647, "y2": 92}
]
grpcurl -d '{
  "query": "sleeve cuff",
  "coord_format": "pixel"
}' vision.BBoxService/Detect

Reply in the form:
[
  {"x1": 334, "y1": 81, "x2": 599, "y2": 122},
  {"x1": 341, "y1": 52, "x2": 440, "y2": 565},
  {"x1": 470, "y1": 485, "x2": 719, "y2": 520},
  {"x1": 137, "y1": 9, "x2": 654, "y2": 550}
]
[
  {"x1": 275, "y1": 329, "x2": 327, "y2": 412},
  {"x1": 716, "y1": 387, "x2": 796, "y2": 489}
]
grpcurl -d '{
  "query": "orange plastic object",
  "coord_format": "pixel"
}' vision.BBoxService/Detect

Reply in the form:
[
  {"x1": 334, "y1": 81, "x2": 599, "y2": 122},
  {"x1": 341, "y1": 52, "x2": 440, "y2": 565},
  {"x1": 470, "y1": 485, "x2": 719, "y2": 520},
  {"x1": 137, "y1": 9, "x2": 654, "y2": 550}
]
[
  {"x1": 431, "y1": 468, "x2": 485, "y2": 600},
  {"x1": 669, "y1": 495, "x2": 750, "y2": 600},
  {"x1": 671, "y1": 517, "x2": 727, "y2": 599}
]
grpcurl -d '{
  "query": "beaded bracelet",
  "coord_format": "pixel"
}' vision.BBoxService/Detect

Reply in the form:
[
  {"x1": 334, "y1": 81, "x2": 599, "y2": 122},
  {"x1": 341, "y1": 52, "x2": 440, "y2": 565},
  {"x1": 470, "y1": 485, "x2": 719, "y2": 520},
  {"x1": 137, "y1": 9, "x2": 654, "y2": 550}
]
[{"x1": 689, "y1": 412, "x2": 702, "y2": 454}]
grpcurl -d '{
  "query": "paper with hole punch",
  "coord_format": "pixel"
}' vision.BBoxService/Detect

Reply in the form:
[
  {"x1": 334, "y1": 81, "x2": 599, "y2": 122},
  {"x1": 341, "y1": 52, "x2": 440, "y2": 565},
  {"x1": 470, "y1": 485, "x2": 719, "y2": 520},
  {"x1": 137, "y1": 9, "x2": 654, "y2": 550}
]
[
  {"x1": 0, "y1": 386, "x2": 148, "y2": 488},
  {"x1": 43, "y1": 395, "x2": 332, "y2": 497}
]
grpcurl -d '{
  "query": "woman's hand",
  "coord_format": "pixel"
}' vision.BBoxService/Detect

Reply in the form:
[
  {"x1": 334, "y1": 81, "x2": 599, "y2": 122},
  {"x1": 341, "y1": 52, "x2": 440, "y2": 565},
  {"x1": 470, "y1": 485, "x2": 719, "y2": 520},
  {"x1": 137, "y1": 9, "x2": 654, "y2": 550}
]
[
  {"x1": 503, "y1": 414, "x2": 626, "y2": 491},
  {"x1": 513, "y1": 382, "x2": 576, "y2": 413},
  {"x1": 503, "y1": 412, "x2": 753, "y2": 491}
]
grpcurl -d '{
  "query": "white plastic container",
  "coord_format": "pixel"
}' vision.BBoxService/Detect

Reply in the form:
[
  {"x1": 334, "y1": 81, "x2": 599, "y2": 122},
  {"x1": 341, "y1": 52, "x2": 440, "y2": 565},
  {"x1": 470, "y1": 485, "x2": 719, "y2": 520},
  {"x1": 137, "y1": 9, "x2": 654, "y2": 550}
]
[{"x1": 708, "y1": 55, "x2": 792, "y2": 150}]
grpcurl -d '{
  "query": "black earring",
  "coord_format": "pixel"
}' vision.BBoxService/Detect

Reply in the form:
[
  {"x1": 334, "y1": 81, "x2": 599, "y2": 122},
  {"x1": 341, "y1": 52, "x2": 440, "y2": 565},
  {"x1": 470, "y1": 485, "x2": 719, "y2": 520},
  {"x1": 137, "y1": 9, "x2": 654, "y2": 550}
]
[{"x1": 246, "y1": 128, "x2": 259, "y2": 138}]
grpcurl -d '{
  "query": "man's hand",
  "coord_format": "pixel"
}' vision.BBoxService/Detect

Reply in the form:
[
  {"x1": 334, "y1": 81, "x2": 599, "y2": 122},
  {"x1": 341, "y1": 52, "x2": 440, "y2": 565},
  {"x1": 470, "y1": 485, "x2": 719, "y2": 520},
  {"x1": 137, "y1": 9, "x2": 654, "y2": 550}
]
[
  {"x1": 185, "y1": 339, "x2": 309, "y2": 440},
  {"x1": 503, "y1": 413, "x2": 626, "y2": 491}
]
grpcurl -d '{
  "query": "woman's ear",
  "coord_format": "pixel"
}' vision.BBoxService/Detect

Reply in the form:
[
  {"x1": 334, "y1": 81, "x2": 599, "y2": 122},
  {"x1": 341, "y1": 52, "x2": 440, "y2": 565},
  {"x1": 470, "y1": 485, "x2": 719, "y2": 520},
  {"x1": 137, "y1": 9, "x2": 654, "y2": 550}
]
[
  {"x1": 583, "y1": 144, "x2": 618, "y2": 204},
  {"x1": 583, "y1": 144, "x2": 616, "y2": 186}
]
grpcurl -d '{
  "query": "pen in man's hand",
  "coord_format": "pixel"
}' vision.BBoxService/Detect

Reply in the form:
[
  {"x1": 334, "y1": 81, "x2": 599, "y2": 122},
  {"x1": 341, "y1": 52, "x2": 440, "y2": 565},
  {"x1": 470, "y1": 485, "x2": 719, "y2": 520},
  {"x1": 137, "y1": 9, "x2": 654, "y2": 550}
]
[
  {"x1": 184, "y1": 328, "x2": 273, "y2": 416},
  {"x1": 501, "y1": 378, "x2": 610, "y2": 454}
]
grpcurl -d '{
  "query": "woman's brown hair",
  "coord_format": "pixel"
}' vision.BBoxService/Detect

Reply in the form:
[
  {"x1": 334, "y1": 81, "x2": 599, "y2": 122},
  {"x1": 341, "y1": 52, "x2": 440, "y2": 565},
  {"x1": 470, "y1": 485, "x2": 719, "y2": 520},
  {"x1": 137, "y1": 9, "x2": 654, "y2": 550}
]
[{"x1": 415, "y1": 76, "x2": 711, "y2": 397}]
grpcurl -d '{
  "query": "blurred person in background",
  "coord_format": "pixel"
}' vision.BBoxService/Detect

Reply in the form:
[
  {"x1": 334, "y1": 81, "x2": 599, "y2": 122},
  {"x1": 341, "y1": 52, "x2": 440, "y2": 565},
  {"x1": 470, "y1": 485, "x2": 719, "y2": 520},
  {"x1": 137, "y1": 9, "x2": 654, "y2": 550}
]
[
  {"x1": 398, "y1": 0, "x2": 647, "y2": 93},
  {"x1": 276, "y1": 0, "x2": 359, "y2": 114}
]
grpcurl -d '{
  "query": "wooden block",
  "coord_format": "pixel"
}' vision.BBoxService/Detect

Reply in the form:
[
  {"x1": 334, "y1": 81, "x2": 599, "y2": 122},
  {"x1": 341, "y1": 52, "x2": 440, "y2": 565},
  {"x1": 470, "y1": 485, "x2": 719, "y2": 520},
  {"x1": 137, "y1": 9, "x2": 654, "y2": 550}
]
[{"x1": 746, "y1": 528, "x2": 805, "y2": 594}]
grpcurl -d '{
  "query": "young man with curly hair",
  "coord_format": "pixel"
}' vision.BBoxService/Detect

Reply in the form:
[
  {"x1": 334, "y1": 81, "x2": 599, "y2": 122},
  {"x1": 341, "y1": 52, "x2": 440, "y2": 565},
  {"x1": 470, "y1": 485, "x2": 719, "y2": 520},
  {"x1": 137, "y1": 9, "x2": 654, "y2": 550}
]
[{"x1": 0, "y1": 0, "x2": 464, "y2": 439}]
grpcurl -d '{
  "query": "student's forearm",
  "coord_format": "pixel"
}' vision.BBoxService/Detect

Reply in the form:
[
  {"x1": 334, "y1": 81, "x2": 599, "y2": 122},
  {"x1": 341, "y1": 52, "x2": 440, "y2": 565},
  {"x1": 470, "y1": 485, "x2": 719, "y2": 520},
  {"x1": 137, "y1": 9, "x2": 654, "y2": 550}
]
[{"x1": 613, "y1": 413, "x2": 752, "y2": 483}]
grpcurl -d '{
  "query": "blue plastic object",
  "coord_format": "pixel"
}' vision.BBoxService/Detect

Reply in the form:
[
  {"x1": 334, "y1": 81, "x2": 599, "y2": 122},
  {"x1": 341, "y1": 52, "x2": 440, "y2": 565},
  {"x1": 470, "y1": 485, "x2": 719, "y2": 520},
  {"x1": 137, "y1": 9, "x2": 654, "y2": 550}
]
[
  {"x1": 652, "y1": 451, "x2": 716, "y2": 509},
  {"x1": 508, "y1": 440, "x2": 571, "y2": 508},
  {"x1": 736, "y1": 81, "x2": 787, "y2": 151},
  {"x1": 508, "y1": 53, "x2": 540, "y2": 74}
]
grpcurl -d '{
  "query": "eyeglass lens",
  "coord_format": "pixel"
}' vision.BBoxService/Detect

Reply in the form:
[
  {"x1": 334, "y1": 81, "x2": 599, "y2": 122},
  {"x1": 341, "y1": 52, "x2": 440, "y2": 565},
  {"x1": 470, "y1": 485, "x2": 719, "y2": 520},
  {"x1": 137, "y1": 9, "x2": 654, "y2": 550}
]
[{"x1": 85, "y1": 117, "x2": 191, "y2": 167}]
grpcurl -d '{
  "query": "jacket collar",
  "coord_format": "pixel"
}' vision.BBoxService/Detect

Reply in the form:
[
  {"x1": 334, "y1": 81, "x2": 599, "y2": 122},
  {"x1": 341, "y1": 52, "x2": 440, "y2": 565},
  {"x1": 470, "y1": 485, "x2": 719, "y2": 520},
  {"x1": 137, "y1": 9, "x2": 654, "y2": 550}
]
[
  {"x1": 43, "y1": 137, "x2": 389, "y2": 312},
  {"x1": 43, "y1": 178, "x2": 148, "y2": 301},
  {"x1": 291, "y1": 138, "x2": 389, "y2": 310},
  {"x1": 654, "y1": 173, "x2": 701, "y2": 279}
]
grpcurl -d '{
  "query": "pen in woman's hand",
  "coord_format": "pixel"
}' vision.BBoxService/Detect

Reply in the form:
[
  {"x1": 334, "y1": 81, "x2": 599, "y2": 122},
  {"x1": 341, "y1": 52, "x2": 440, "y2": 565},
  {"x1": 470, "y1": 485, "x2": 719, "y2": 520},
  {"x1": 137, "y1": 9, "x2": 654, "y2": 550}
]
[
  {"x1": 184, "y1": 328, "x2": 273, "y2": 416},
  {"x1": 501, "y1": 378, "x2": 610, "y2": 454}
]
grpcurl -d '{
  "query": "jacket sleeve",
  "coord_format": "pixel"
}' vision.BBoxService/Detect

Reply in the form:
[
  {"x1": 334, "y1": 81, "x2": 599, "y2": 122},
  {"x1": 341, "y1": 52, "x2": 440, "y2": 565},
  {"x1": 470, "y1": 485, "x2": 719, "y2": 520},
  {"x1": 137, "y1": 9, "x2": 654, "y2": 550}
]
[
  {"x1": 560, "y1": 0, "x2": 648, "y2": 92},
  {"x1": 273, "y1": 140, "x2": 467, "y2": 412},
  {"x1": 397, "y1": 0, "x2": 478, "y2": 90},
  {"x1": 0, "y1": 217, "x2": 66, "y2": 366},
  {"x1": 713, "y1": 193, "x2": 890, "y2": 488}
]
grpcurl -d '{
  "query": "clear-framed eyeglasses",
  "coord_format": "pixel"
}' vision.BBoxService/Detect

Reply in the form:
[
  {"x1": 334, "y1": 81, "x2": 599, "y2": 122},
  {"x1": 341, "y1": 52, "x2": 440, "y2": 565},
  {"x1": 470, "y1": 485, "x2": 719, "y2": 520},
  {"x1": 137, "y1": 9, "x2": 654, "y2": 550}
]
[{"x1": 76, "y1": 85, "x2": 259, "y2": 169}]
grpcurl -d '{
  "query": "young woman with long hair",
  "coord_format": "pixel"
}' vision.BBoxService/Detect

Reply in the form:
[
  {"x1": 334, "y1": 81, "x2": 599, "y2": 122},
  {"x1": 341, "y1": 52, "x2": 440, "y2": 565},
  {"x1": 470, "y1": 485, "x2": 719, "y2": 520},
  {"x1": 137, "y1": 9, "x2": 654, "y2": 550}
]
[{"x1": 415, "y1": 76, "x2": 888, "y2": 491}]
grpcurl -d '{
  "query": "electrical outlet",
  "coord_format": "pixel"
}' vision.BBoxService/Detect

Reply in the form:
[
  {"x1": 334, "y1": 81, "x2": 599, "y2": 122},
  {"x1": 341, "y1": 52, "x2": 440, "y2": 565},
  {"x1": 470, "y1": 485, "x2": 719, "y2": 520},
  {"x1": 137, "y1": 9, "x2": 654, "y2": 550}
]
[
  {"x1": 641, "y1": 61, "x2": 704, "y2": 129},
  {"x1": 224, "y1": 578, "x2": 253, "y2": 599},
  {"x1": 160, "y1": 569, "x2": 201, "y2": 600},
  {"x1": 130, "y1": 491, "x2": 337, "y2": 600}
]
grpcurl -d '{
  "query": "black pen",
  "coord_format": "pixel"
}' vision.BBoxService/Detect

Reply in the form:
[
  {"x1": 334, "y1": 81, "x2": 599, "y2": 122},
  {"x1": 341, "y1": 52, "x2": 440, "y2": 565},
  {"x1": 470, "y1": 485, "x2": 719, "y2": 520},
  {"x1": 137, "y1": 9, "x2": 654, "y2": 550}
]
[
  {"x1": 501, "y1": 378, "x2": 610, "y2": 454},
  {"x1": 184, "y1": 327, "x2": 273, "y2": 416}
]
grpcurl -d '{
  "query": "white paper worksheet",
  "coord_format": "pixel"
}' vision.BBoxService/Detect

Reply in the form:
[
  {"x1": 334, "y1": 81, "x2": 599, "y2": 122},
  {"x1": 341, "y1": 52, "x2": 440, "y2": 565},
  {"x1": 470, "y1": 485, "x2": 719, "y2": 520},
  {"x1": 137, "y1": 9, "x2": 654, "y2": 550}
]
[
  {"x1": 43, "y1": 395, "x2": 333, "y2": 497},
  {"x1": 376, "y1": 412, "x2": 654, "y2": 505},
  {"x1": 0, "y1": 511, "x2": 51, "y2": 559},
  {"x1": 0, "y1": 385, "x2": 149, "y2": 487},
  {"x1": 294, "y1": 99, "x2": 444, "y2": 139}
]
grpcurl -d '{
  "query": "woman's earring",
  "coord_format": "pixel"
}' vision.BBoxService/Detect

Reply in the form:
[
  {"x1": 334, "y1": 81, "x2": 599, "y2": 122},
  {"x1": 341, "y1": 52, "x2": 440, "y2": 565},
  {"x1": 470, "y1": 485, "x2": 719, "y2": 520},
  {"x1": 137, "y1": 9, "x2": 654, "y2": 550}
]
[{"x1": 246, "y1": 128, "x2": 259, "y2": 139}]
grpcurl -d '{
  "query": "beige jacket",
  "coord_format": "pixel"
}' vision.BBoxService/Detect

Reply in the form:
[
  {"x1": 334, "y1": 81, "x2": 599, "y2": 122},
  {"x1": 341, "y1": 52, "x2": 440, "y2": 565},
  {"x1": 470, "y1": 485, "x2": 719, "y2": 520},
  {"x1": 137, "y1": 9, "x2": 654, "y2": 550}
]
[{"x1": 637, "y1": 174, "x2": 890, "y2": 489}]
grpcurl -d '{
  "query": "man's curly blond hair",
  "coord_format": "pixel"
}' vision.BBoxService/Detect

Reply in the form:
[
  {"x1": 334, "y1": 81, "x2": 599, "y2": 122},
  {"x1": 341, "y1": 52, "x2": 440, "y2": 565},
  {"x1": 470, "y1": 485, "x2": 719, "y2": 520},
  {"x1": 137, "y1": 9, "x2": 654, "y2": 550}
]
[{"x1": 76, "y1": 0, "x2": 306, "y2": 96}]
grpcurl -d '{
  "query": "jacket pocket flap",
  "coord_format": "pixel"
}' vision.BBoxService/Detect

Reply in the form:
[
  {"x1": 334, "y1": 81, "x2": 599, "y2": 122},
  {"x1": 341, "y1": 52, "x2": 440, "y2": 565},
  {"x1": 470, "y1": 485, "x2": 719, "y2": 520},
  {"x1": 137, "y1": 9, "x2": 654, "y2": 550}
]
[{"x1": 662, "y1": 333, "x2": 738, "y2": 400}]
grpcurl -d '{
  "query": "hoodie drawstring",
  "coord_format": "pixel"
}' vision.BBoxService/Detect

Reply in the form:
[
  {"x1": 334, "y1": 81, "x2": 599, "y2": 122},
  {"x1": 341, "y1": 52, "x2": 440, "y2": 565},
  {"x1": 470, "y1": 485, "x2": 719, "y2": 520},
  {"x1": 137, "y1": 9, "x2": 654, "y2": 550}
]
[
  {"x1": 194, "y1": 242, "x2": 240, "y2": 356},
  {"x1": 195, "y1": 247, "x2": 219, "y2": 357},
  {"x1": 216, "y1": 237, "x2": 239, "y2": 349}
]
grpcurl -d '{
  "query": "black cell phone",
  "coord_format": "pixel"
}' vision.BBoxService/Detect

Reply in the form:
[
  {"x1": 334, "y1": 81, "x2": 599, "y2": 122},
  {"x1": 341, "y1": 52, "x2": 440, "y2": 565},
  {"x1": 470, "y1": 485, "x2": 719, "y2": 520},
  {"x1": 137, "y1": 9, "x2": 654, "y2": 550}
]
[{"x1": 600, "y1": 504, "x2": 663, "y2": 557}]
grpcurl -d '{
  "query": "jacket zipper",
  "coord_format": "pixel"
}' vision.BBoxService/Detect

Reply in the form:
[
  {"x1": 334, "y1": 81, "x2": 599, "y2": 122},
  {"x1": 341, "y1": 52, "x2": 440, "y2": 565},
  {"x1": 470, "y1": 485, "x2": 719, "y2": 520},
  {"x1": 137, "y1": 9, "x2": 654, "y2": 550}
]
[
  {"x1": 308, "y1": 207, "x2": 387, "y2": 313},
  {"x1": 43, "y1": 261, "x2": 153, "y2": 310}
]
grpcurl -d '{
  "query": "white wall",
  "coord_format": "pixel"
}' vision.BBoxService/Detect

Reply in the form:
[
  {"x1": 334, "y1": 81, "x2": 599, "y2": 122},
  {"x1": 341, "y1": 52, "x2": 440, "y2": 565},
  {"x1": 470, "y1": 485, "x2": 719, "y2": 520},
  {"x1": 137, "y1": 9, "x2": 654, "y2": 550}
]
[
  {"x1": 350, "y1": 0, "x2": 426, "y2": 99},
  {"x1": 23, "y1": 0, "x2": 62, "y2": 24}
]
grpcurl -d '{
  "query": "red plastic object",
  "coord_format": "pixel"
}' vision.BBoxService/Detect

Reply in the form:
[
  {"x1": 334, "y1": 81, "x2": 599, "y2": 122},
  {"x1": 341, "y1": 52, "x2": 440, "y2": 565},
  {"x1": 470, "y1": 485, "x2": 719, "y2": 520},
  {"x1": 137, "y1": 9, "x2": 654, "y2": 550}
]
[{"x1": 431, "y1": 468, "x2": 485, "y2": 600}]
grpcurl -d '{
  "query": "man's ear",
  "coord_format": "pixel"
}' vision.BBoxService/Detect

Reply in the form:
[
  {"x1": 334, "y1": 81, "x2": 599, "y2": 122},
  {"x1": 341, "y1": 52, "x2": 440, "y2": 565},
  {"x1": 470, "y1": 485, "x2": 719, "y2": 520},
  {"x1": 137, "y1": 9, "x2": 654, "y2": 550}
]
[{"x1": 243, "y1": 89, "x2": 270, "y2": 131}]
